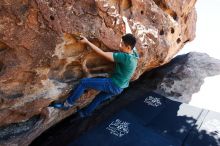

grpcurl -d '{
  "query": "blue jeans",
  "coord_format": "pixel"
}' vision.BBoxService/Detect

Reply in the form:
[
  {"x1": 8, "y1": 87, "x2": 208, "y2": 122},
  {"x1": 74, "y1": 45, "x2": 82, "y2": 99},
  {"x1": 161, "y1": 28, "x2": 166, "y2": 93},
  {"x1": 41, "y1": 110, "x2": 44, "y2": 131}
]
[{"x1": 66, "y1": 78, "x2": 123, "y2": 115}]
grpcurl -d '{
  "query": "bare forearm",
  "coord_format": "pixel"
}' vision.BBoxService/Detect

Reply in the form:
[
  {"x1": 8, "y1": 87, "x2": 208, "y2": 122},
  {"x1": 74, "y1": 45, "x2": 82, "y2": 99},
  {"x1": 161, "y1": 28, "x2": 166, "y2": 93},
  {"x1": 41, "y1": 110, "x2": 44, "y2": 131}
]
[
  {"x1": 86, "y1": 41, "x2": 114, "y2": 62},
  {"x1": 87, "y1": 41, "x2": 104, "y2": 56}
]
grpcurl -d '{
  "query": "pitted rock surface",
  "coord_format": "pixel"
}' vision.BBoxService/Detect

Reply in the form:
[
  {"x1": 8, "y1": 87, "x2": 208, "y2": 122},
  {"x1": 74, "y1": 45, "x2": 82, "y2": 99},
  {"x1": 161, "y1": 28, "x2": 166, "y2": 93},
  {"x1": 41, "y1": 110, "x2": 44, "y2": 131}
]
[{"x1": 0, "y1": 0, "x2": 196, "y2": 145}]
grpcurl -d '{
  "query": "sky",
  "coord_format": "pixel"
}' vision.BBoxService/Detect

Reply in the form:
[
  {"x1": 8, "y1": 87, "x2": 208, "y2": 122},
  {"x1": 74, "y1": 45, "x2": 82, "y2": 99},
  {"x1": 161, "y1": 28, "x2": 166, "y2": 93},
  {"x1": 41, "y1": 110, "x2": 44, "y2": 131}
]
[
  {"x1": 178, "y1": 0, "x2": 220, "y2": 112},
  {"x1": 178, "y1": 0, "x2": 220, "y2": 59}
]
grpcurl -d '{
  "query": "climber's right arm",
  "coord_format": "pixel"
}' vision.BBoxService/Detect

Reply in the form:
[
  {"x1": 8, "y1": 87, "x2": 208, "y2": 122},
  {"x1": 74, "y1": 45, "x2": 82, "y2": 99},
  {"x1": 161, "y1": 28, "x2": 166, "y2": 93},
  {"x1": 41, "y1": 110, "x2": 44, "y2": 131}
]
[{"x1": 80, "y1": 36, "x2": 114, "y2": 62}]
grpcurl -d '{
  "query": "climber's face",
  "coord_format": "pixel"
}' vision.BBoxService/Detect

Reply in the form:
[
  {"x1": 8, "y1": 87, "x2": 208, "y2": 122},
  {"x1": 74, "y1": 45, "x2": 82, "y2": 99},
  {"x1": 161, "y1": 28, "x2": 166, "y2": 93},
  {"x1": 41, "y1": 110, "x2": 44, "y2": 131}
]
[{"x1": 120, "y1": 39, "x2": 131, "y2": 53}]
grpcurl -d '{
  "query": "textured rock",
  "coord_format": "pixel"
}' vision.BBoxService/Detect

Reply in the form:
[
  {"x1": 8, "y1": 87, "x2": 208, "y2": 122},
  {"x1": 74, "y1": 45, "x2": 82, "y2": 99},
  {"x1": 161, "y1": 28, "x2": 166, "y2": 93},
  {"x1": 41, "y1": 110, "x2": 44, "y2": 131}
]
[{"x1": 0, "y1": 0, "x2": 196, "y2": 145}]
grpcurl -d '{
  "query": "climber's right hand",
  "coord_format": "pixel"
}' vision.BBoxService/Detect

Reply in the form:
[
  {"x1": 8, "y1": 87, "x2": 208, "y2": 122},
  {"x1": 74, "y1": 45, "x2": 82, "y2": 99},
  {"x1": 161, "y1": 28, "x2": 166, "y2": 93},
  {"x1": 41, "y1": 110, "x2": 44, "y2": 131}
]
[{"x1": 79, "y1": 35, "x2": 89, "y2": 44}]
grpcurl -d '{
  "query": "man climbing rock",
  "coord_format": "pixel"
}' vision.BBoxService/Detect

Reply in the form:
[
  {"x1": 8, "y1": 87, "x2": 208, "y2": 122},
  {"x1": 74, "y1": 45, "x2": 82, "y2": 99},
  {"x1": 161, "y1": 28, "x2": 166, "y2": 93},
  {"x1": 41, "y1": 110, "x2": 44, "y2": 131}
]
[{"x1": 52, "y1": 16, "x2": 139, "y2": 118}]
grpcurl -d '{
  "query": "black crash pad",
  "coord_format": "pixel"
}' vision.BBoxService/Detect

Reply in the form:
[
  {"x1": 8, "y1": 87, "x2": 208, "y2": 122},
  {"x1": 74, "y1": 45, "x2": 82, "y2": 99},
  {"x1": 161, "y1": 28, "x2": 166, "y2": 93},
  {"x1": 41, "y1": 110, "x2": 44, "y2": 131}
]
[{"x1": 68, "y1": 92, "x2": 220, "y2": 146}]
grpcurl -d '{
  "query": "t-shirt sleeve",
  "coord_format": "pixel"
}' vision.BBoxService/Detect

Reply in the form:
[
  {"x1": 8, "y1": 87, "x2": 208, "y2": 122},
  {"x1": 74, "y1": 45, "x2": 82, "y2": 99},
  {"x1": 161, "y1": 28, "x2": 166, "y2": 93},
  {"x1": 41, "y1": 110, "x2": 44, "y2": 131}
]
[{"x1": 113, "y1": 52, "x2": 127, "y2": 63}]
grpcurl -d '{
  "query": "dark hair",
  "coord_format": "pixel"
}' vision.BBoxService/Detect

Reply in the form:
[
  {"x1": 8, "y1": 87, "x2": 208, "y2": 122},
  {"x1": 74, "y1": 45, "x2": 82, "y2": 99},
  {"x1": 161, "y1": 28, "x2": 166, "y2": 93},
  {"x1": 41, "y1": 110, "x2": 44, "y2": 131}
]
[{"x1": 122, "y1": 33, "x2": 136, "y2": 50}]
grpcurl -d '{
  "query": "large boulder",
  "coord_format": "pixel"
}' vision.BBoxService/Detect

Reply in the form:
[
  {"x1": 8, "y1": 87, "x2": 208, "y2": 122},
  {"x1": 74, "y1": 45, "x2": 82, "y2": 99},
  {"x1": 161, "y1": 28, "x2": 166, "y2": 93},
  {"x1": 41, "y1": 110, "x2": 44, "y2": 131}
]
[
  {"x1": 135, "y1": 52, "x2": 220, "y2": 103},
  {"x1": 0, "y1": 0, "x2": 196, "y2": 145}
]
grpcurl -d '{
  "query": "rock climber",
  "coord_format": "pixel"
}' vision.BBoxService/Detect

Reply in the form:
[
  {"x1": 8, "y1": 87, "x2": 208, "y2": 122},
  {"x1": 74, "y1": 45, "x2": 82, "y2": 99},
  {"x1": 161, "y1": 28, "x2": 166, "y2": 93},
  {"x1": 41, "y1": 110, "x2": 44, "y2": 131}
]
[{"x1": 51, "y1": 16, "x2": 139, "y2": 118}]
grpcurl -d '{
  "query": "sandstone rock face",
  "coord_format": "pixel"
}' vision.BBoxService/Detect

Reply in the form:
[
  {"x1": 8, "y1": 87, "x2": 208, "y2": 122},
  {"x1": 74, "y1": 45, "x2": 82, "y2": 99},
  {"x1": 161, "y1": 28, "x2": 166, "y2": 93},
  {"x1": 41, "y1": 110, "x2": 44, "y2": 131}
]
[{"x1": 0, "y1": 0, "x2": 196, "y2": 145}]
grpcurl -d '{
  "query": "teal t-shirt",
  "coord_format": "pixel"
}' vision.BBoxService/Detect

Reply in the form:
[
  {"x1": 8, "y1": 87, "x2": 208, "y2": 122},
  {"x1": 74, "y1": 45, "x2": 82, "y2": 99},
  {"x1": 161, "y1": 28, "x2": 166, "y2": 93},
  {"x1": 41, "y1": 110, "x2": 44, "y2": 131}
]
[{"x1": 111, "y1": 48, "x2": 138, "y2": 88}]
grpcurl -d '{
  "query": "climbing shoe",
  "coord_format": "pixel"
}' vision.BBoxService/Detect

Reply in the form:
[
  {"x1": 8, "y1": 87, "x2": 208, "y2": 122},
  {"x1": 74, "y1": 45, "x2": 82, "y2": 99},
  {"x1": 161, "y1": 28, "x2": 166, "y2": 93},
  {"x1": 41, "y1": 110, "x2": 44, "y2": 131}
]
[{"x1": 51, "y1": 101, "x2": 73, "y2": 110}]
